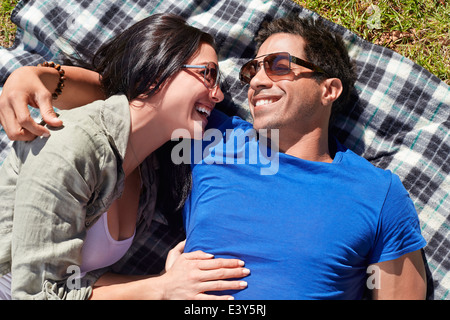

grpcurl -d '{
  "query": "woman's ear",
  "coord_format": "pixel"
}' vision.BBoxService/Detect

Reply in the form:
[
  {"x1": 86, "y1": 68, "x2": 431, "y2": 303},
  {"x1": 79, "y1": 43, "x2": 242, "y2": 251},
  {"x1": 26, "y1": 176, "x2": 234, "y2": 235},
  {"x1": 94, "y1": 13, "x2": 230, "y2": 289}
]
[
  {"x1": 321, "y1": 78, "x2": 343, "y2": 106},
  {"x1": 129, "y1": 91, "x2": 152, "y2": 109}
]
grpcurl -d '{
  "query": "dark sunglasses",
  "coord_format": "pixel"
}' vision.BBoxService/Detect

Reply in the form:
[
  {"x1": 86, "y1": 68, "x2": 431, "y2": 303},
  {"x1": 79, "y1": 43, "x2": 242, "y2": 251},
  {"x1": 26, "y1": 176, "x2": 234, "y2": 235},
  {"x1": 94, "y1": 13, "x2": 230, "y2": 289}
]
[
  {"x1": 239, "y1": 52, "x2": 327, "y2": 84},
  {"x1": 182, "y1": 62, "x2": 221, "y2": 89}
]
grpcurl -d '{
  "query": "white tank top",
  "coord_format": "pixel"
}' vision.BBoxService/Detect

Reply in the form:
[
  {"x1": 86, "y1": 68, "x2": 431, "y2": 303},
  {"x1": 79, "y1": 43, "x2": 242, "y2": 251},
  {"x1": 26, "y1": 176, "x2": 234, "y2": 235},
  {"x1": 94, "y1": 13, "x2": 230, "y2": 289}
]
[
  {"x1": 80, "y1": 212, "x2": 135, "y2": 275},
  {"x1": 0, "y1": 212, "x2": 135, "y2": 299}
]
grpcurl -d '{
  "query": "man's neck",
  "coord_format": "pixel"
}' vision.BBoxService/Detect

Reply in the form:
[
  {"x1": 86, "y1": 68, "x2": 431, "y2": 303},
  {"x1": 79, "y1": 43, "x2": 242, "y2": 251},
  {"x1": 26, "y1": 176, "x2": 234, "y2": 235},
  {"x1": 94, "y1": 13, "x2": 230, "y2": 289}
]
[{"x1": 279, "y1": 127, "x2": 333, "y2": 163}]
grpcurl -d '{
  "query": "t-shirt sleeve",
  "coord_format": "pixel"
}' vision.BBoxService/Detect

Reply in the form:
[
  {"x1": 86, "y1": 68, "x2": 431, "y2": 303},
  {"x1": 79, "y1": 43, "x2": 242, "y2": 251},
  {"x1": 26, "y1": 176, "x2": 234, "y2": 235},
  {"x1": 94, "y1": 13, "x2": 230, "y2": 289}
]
[
  {"x1": 205, "y1": 109, "x2": 230, "y2": 129},
  {"x1": 369, "y1": 173, "x2": 427, "y2": 264}
]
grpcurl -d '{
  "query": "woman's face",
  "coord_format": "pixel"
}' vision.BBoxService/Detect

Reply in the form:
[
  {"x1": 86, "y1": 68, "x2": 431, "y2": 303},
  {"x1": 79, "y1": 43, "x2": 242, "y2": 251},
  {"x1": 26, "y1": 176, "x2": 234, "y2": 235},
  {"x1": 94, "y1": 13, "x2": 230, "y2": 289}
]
[{"x1": 149, "y1": 43, "x2": 224, "y2": 139}]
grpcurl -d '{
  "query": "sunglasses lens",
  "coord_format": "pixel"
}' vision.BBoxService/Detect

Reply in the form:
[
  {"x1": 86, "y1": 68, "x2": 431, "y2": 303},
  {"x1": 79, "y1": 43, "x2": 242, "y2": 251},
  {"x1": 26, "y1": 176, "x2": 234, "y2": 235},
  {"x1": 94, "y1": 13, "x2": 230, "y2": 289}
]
[
  {"x1": 240, "y1": 61, "x2": 257, "y2": 84},
  {"x1": 239, "y1": 53, "x2": 292, "y2": 84},
  {"x1": 265, "y1": 53, "x2": 290, "y2": 77},
  {"x1": 203, "y1": 62, "x2": 219, "y2": 88}
]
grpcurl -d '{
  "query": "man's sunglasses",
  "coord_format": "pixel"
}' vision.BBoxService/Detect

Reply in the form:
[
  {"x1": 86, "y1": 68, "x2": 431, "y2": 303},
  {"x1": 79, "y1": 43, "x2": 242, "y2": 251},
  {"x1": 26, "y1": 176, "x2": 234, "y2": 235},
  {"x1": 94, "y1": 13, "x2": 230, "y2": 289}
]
[
  {"x1": 239, "y1": 52, "x2": 327, "y2": 85},
  {"x1": 182, "y1": 62, "x2": 221, "y2": 89}
]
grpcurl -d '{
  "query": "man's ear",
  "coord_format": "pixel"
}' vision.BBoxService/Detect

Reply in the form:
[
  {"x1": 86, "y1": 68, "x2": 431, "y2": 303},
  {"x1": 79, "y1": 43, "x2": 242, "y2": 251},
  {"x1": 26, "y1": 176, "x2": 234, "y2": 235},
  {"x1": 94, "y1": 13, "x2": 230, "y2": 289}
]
[{"x1": 321, "y1": 78, "x2": 343, "y2": 106}]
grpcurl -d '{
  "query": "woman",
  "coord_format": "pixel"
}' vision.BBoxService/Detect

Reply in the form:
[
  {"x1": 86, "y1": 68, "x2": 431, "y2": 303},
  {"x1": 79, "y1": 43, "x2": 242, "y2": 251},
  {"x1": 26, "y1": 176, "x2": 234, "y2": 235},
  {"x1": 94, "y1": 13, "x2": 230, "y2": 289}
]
[{"x1": 0, "y1": 14, "x2": 249, "y2": 300}]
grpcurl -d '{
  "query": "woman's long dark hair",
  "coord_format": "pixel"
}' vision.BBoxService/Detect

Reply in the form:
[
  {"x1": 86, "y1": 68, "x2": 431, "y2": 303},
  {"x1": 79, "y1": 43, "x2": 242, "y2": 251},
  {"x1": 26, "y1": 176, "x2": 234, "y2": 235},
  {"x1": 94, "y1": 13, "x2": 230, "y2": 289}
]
[{"x1": 92, "y1": 14, "x2": 216, "y2": 227}]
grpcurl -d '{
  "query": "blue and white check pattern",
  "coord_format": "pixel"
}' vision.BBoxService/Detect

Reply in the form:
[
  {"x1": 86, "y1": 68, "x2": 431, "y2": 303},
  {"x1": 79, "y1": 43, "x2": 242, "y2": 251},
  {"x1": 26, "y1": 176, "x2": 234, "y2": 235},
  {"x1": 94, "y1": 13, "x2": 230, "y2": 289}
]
[{"x1": 0, "y1": 0, "x2": 448, "y2": 299}]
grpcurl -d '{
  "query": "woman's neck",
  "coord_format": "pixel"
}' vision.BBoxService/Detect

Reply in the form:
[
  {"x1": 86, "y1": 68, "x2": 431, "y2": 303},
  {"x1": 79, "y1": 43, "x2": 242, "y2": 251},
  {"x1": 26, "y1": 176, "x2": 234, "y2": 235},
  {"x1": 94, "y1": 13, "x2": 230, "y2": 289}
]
[{"x1": 122, "y1": 103, "x2": 171, "y2": 176}]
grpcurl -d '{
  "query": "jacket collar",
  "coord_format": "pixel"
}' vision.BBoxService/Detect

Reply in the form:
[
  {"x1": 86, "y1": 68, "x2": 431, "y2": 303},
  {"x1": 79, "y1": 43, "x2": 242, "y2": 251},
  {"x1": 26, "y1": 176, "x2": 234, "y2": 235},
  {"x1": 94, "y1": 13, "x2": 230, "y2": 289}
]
[{"x1": 99, "y1": 94, "x2": 131, "y2": 162}]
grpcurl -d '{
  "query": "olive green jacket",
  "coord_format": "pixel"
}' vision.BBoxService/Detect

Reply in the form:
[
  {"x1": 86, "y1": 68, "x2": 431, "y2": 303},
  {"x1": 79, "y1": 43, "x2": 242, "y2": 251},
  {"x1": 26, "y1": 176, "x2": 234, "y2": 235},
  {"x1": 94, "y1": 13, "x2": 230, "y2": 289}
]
[{"x1": 0, "y1": 94, "x2": 156, "y2": 299}]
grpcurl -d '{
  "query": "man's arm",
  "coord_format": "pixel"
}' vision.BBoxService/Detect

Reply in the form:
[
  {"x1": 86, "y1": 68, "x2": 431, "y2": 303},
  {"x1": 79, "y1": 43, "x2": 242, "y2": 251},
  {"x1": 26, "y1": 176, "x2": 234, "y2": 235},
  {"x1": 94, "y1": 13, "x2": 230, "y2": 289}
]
[
  {"x1": 0, "y1": 65, "x2": 104, "y2": 140},
  {"x1": 371, "y1": 250, "x2": 426, "y2": 300}
]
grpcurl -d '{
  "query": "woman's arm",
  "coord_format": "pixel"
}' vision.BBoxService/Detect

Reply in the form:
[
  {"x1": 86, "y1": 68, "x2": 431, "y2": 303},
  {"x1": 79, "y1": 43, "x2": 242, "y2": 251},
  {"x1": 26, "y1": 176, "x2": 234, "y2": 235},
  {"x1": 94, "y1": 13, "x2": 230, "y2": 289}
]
[
  {"x1": 90, "y1": 241, "x2": 250, "y2": 300},
  {"x1": 0, "y1": 65, "x2": 104, "y2": 140},
  {"x1": 8, "y1": 123, "x2": 103, "y2": 299}
]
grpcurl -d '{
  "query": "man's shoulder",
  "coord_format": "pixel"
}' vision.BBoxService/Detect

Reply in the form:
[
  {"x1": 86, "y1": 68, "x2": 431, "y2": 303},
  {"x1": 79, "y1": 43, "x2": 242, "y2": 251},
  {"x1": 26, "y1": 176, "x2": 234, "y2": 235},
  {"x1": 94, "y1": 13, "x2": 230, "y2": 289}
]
[
  {"x1": 336, "y1": 141, "x2": 393, "y2": 183},
  {"x1": 207, "y1": 109, "x2": 252, "y2": 132}
]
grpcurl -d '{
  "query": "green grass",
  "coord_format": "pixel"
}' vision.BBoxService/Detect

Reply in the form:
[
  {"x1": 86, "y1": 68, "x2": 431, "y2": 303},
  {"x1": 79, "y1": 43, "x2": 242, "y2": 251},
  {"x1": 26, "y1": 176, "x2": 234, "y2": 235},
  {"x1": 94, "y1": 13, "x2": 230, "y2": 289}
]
[
  {"x1": 1, "y1": 0, "x2": 449, "y2": 83},
  {"x1": 294, "y1": 0, "x2": 449, "y2": 84},
  {"x1": 0, "y1": 0, "x2": 18, "y2": 48}
]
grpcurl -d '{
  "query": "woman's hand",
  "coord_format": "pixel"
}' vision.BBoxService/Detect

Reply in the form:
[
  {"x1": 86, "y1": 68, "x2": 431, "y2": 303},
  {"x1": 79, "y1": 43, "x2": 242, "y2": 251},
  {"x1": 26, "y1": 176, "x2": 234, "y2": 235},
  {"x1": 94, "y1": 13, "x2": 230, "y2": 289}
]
[
  {"x1": 160, "y1": 240, "x2": 250, "y2": 300},
  {"x1": 165, "y1": 239, "x2": 187, "y2": 271},
  {"x1": 0, "y1": 66, "x2": 62, "y2": 140},
  {"x1": 0, "y1": 65, "x2": 104, "y2": 141},
  {"x1": 91, "y1": 241, "x2": 250, "y2": 300}
]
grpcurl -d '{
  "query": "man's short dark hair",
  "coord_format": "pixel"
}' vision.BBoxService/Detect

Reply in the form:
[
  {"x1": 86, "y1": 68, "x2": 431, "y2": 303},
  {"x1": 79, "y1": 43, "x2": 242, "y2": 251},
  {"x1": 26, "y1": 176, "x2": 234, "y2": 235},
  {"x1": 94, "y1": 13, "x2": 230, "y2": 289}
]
[{"x1": 255, "y1": 16, "x2": 357, "y2": 121}]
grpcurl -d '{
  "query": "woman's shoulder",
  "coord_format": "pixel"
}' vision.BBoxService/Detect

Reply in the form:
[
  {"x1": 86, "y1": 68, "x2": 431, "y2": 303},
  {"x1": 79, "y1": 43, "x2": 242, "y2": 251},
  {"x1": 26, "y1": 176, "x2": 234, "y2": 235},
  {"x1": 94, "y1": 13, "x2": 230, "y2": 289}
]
[{"x1": 57, "y1": 99, "x2": 104, "y2": 127}]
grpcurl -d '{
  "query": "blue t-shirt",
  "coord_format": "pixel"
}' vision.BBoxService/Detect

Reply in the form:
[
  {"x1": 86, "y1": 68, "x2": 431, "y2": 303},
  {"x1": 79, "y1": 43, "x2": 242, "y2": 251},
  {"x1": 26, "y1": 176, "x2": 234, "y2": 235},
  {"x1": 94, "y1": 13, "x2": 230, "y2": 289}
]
[{"x1": 182, "y1": 110, "x2": 426, "y2": 300}]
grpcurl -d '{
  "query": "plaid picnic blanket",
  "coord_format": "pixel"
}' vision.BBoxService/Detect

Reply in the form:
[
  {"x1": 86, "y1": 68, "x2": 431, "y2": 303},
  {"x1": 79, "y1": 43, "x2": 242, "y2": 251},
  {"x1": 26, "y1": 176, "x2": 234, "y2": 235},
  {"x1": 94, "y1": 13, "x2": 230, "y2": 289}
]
[{"x1": 0, "y1": 0, "x2": 448, "y2": 300}]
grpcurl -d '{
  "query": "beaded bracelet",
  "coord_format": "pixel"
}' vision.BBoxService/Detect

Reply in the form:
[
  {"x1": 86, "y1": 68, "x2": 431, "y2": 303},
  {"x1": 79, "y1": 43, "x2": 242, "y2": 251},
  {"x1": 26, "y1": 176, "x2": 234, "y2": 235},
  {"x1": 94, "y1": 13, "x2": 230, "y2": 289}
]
[{"x1": 37, "y1": 61, "x2": 66, "y2": 100}]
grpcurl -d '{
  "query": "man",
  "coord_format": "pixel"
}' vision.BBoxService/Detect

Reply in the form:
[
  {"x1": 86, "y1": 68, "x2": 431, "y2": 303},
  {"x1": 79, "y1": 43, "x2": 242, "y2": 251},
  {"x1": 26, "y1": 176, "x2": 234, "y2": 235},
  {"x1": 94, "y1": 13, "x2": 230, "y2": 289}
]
[
  {"x1": 0, "y1": 16, "x2": 426, "y2": 299},
  {"x1": 182, "y1": 17, "x2": 427, "y2": 299}
]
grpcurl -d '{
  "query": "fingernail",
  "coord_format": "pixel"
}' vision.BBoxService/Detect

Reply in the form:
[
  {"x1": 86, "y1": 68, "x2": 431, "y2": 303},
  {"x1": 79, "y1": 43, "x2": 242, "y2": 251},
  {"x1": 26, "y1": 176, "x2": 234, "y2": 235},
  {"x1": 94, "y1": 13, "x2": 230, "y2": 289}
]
[
  {"x1": 204, "y1": 253, "x2": 214, "y2": 258},
  {"x1": 42, "y1": 132, "x2": 50, "y2": 138},
  {"x1": 243, "y1": 268, "x2": 250, "y2": 275},
  {"x1": 228, "y1": 296, "x2": 235, "y2": 300},
  {"x1": 240, "y1": 281, "x2": 248, "y2": 287},
  {"x1": 238, "y1": 260, "x2": 245, "y2": 266}
]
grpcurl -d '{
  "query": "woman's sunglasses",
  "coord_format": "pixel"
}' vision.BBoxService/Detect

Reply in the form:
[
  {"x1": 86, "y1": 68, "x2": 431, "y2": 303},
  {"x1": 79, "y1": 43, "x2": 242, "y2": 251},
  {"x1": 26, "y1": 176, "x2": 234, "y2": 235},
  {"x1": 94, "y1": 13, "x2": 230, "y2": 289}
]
[
  {"x1": 239, "y1": 52, "x2": 327, "y2": 85},
  {"x1": 182, "y1": 62, "x2": 221, "y2": 89}
]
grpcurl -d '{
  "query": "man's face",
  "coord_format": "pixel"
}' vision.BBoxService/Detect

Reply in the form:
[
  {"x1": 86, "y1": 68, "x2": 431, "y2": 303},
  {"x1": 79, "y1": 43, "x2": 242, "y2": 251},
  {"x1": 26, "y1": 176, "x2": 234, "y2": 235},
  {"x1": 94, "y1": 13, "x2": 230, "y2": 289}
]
[{"x1": 247, "y1": 33, "x2": 327, "y2": 138}]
